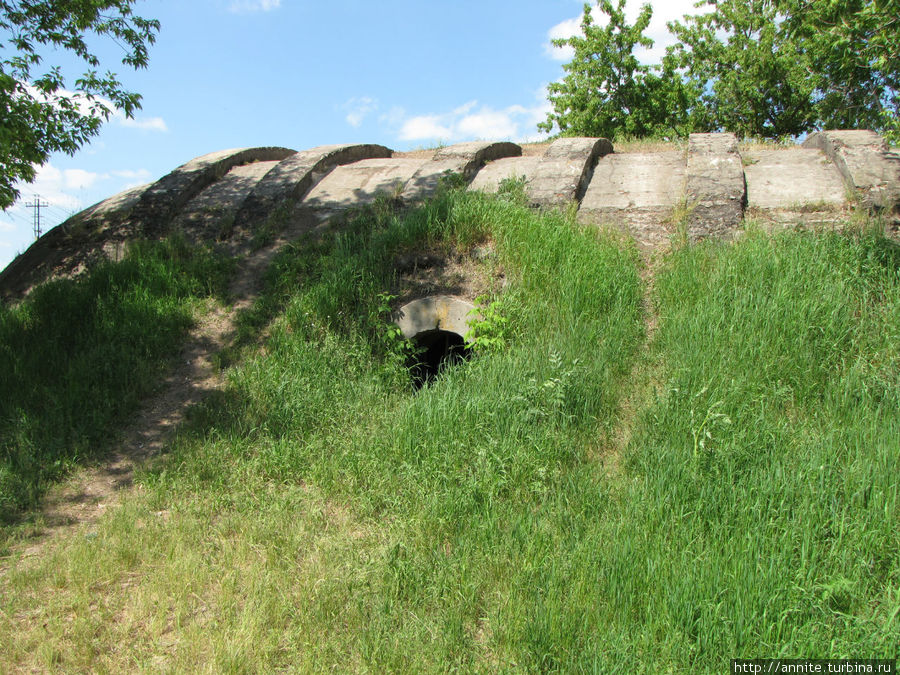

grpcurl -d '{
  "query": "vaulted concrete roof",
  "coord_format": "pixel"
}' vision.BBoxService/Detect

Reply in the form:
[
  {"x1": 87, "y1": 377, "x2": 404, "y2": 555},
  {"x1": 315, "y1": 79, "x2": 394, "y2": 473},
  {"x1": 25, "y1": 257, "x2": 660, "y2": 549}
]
[{"x1": 3, "y1": 130, "x2": 898, "y2": 300}]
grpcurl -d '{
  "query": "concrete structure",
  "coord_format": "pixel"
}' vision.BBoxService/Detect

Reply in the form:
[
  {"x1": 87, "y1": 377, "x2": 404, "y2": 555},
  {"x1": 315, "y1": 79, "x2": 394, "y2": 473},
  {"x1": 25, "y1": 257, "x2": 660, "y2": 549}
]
[
  {"x1": 578, "y1": 151, "x2": 687, "y2": 249},
  {"x1": 303, "y1": 157, "x2": 428, "y2": 213},
  {"x1": 685, "y1": 133, "x2": 745, "y2": 239},
  {"x1": 4, "y1": 131, "x2": 900, "y2": 301},
  {"x1": 469, "y1": 137, "x2": 611, "y2": 208},
  {"x1": 172, "y1": 160, "x2": 282, "y2": 238},
  {"x1": 802, "y1": 130, "x2": 900, "y2": 211},
  {"x1": 394, "y1": 295, "x2": 477, "y2": 341},
  {"x1": 743, "y1": 147, "x2": 847, "y2": 226},
  {"x1": 130, "y1": 147, "x2": 296, "y2": 236},
  {"x1": 400, "y1": 141, "x2": 521, "y2": 201},
  {"x1": 233, "y1": 144, "x2": 392, "y2": 231}
]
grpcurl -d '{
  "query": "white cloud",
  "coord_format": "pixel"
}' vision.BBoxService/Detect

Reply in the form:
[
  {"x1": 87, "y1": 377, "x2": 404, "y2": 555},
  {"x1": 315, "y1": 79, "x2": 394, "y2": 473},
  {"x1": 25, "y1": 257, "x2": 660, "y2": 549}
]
[
  {"x1": 342, "y1": 97, "x2": 379, "y2": 128},
  {"x1": 379, "y1": 105, "x2": 407, "y2": 127},
  {"x1": 119, "y1": 115, "x2": 168, "y2": 132},
  {"x1": 399, "y1": 116, "x2": 454, "y2": 142},
  {"x1": 457, "y1": 110, "x2": 519, "y2": 139},
  {"x1": 63, "y1": 169, "x2": 102, "y2": 192},
  {"x1": 21, "y1": 83, "x2": 167, "y2": 133},
  {"x1": 452, "y1": 101, "x2": 478, "y2": 116},
  {"x1": 21, "y1": 164, "x2": 88, "y2": 211},
  {"x1": 545, "y1": 16, "x2": 581, "y2": 61},
  {"x1": 544, "y1": 1, "x2": 711, "y2": 65},
  {"x1": 229, "y1": 0, "x2": 281, "y2": 12},
  {"x1": 396, "y1": 95, "x2": 552, "y2": 145}
]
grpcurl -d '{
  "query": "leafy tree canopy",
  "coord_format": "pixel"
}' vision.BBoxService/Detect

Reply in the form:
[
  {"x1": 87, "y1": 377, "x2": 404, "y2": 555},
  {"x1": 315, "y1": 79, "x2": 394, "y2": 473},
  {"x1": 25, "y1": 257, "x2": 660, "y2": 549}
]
[
  {"x1": 543, "y1": 0, "x2": 900, "y2": 142},
  {"x1": 539, "y1": 0, "x2": 701, "y2": 140},
  {"x1": 0, "y1": 1, "x2": 159, "y2": 209}
]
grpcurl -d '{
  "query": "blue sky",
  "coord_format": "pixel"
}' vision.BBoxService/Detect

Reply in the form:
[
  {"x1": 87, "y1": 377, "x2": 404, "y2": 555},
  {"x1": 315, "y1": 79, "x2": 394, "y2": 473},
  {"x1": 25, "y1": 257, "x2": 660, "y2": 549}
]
[{"x1": 0, "y1": 0, "x2": 699, "y2": 271}]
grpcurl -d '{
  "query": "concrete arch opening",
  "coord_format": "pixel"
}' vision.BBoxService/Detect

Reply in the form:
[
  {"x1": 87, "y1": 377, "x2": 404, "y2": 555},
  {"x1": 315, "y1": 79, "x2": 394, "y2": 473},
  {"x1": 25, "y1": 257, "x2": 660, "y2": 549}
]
[
  {"x1": 393, "y1": 295, "x2": 476, "y2": 388},
  {"x1": 407, "y1": 329, "x2": 472, "y2": 388}
]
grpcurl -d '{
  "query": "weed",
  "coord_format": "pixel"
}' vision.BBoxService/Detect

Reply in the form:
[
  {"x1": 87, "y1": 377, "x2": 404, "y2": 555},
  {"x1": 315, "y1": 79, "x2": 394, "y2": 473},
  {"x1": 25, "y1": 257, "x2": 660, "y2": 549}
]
[
  {"x1": 668, "y1": 194, "x2": 698, "y2": 246},
  {"x1": 0, "y1": 237, "x2": 232, "y2": 521},
  {"x1": 496, "y1": 175, "x2": 528, "y2": 207},
  {"x1": 2, "y1": 194, "x2": 898, "y2": 671},
  {"x1": 464, "y1": 294, "x2": 508, "y2": 353}
]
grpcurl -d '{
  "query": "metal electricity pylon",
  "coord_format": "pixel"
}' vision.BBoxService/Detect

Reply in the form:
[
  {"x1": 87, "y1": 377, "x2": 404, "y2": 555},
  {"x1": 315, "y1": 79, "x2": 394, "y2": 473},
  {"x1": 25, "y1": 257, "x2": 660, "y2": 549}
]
[{"x1": 25, "y1": 195, "x2": 50, "y2": 239}]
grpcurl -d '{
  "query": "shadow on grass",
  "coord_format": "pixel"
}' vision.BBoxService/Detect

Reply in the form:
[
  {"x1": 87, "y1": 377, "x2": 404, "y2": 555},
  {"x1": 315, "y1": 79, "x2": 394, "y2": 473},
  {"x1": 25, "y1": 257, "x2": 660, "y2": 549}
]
[{"x1": 0, "y1": 237, "x2": 233, "y2": 524}]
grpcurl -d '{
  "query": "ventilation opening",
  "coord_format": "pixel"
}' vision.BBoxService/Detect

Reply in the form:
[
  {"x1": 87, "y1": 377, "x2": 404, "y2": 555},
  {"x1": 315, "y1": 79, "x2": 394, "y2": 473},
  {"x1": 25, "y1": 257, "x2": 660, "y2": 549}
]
[{"x1": 407, "y1": 329, "x2": 472, "y2": 389}]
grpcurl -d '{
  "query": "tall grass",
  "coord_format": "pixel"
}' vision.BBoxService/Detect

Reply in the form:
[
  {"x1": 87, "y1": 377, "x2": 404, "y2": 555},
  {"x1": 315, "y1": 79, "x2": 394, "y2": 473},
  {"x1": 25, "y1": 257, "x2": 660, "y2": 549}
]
[
  {"x1": 0, "y1": 237, "x2": 232, "y2": 521},
  {"x1": 591, "y1": 228, "x2": 900, "y2": 666},
  {"x1": 3, "y1": 186, "x2": 643, "y2": 671},
  {"x1": 1, "y1": 192, "x2": 897, "y2": 672}
]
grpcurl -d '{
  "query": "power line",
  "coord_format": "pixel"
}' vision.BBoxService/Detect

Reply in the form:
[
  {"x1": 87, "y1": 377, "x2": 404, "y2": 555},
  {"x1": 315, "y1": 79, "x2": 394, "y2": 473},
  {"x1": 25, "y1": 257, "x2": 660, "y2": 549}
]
[{"x1": 24, "y1": 195, "x2": 50, "y2": 239}]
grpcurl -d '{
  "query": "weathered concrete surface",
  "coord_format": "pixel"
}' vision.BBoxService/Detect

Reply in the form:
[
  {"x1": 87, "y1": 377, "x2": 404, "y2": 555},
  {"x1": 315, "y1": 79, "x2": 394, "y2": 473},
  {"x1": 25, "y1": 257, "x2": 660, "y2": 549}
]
[
  {"x1": 686, "y1": 133, "x2": 745, "y2": 239},
  {"x1": 467, "y1": 156, "x2": 542, "y2": 194},
  {"x1": 9, "y1": 130, "x2": 900, "y2": 302},
  {"x1": 172, "y1": 160, "x2": 282, "y2": 238},
  {"x1": 468, "y1": 138, "x2": 611, "y2": 208},
  {"x1": 67, "y1": 182, "x2": 150, "y2": 231},
  {"x1": 401, "y1": 141, "x2": 521, "y2": 202},
  {"x1": 234, "y1": 144, "x2": 393, "y2": 230},
  {"x1": 394, "y1": 295, "x2": 476, "y2": 340},
  {"x1": 129, "y1": 147, "x2": 296, "y2": 235},
  {"x1": 744, "y1": 148, "x2": 847, "y2": 227},
  {"x1": 0, "y1": 184, "x2": 152, "y2": 300},
  {"x1": 802, "y1": 130, "x2": 900, "y2": 210},
  {"x1": 577, "y1": 151, "x2": 687, "y2": 248},
  {"x1": 303, "y1": 157, "x2": 428, "y2": 211},
  {"x1": 528, "y1": 137, "x2": 612, "y2": 207}
]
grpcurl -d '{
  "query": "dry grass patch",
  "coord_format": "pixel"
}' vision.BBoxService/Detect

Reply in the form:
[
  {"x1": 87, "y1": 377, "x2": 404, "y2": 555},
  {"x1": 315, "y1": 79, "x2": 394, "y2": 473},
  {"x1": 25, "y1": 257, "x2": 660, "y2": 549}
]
[{"x1": 0, "y1": 476, "x2": 390, "y2": 672}]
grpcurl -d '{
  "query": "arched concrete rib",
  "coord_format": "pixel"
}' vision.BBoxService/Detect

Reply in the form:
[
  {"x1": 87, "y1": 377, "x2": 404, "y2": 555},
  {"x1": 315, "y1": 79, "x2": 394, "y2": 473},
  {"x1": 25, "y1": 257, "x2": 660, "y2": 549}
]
[
  {"x1": 233, "y1": 144, "x2": 393, "y2": 231},
  {"x1": 0, "y1": 183, "x2": 152, "y2": 300},
  {"x1": 172, "y1": 160, "x2": 284, "y2": 238},
  {"x1": 302, "y1": 157, "x2": 429, "y2": 213},
  {"x1": 528, "y1": 137, "x2": 612, "y2": 207},
  {"x1": 803, "y1": 130, "x2": 900, "y2": 211},
  {"x1": 685, "y1": 132, "x2": 745, "y2": 239},
  {"x1": 393, "y1": 295, "x2": 477, "y2": 341},
  {"x1": 129, "y1": 147, "x2": 297, "y2": 235},
  {"x1": 401, "y1": 141, "x2": 521, "y2": 202},
  {"x1": 469, "y1": 137, "x2": 612, "y2": 208}
]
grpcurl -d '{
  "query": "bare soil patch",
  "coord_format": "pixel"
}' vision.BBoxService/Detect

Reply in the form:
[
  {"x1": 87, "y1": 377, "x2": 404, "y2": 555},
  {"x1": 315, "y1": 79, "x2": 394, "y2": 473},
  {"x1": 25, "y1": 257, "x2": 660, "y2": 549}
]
[{"x1": 7, "y1": 208, "x2": 330, "y2": 561}]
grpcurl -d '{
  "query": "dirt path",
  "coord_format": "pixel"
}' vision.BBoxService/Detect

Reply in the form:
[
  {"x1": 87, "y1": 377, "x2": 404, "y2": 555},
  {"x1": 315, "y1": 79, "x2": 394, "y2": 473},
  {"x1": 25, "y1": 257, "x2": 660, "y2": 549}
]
[
  {"x1": 10, "y1": 211, "x2": 324, "y2": 560},
  {"x1": 600, "y1": 245, "x2": 668, "y2": 478}
]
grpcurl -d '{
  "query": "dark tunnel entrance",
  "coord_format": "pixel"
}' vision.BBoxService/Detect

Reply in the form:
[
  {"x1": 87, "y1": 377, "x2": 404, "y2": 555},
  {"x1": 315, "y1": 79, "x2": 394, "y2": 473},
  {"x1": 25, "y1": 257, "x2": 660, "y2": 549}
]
[{"x1": 407, "y1": 329, "x2": 473, "y2": 389}]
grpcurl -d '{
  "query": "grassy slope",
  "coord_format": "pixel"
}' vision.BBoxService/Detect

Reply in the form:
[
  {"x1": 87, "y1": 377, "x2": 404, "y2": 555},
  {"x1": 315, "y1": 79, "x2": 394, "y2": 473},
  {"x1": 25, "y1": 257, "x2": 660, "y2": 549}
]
[
  {"x1": 0, "y1": 188, "x2": 897, "y2": 672},
  {"x1": 0, "y1": 238, "x2": 233, "y2": 523}
]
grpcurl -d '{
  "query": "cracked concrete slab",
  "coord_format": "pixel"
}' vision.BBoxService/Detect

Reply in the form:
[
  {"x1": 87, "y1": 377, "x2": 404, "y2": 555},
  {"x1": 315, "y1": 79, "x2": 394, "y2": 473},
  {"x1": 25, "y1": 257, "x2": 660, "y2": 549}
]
[
  {"x1": 129, "y1": 147, "x2": 297, "y2": 235},
  {"x1": 173, "y1": 161, "x2": 282, "y2": 238},
  {"x1": 528, "y1": 137, "x2": 612, "y2": 208},
  {"x1": 577, "y1": 151, "x2": 686, "y2": 248},
  {"x1": 303, "y1": 157, "x2": 428, "y2": 211},
  {"x1": 803, "y1": 130, "x2": 900, "y2": 210},
  {"x1": 686, "y1": 133, "x2": 745, "y2": 239},
  {"x1": 234, "y1": 144, "x2": 393, "y2": 231},
  {"x1": 745, "y1": 148, "x2": 845, "y2": 209},
  {"x1": 401, "y1": 141, "x2": 521, "y2": 202},
  {"x1": 467, "y1": 156, "x2": 542, "y2": 194},
  {"x1": 468, "y1": 138, "x2": 611, "y2": 208}
]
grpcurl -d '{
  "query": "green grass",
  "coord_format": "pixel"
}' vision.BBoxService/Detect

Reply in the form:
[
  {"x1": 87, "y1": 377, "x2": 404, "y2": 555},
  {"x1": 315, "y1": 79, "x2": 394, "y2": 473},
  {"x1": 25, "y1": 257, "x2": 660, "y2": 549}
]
[
  {"x1": 0, "y1": 237, "x2": 233, "y2": 522},
  {"x1": 0, "y1": 190, "x2": 898, "y2": 672}
]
